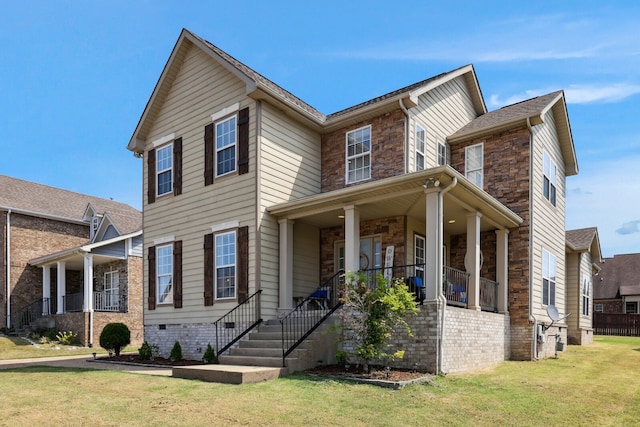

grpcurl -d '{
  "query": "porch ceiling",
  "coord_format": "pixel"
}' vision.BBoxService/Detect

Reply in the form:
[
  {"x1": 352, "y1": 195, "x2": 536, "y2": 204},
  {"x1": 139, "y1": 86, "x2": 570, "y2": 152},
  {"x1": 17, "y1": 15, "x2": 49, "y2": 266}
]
[{"x1": 267, "y1": 166, "x2": 522, "y2": 234}]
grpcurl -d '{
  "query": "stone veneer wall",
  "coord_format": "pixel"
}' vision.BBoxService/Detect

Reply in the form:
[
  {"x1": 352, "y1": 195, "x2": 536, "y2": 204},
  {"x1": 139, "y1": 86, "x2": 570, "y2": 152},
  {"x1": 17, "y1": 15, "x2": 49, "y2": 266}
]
[{"x1": 321, "y1": 109, "x2": 405, "y2": 192}]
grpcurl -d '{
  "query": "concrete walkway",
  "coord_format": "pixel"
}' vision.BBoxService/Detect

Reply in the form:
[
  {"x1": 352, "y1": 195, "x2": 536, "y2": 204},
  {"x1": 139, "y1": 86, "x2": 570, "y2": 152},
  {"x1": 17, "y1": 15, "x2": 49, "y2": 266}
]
[{"x1": 0, "y1": 354, "x2": 172, "y2": 376}]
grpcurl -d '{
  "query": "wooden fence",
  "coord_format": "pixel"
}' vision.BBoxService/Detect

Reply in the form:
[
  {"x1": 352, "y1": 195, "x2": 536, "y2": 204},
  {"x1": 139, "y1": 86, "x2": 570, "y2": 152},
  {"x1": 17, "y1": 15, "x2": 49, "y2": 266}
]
[{"x1": 593, "y1": 312, "x2": 640, "y2": 336}]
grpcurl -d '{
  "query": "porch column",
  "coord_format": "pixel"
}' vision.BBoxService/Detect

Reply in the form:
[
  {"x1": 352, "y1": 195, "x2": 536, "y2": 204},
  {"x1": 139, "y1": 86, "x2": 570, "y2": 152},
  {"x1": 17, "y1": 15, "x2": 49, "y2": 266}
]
[
  {"x1": 42, "y1": 265, "x2": 51, "y2": 316},
  {"x1": 56, "y1": 261, "x2": 66, "y2": 314},
  {"x1": 83, "y1": 254, "x2": 94, "y2": 313},
  {"x1": 424, "y1": 189, "x2": 440, "y2": 301},
  {"x1": 496, "y1": 229, "x2": 509, "y2": 314},
  {"x1": 466, "y1": 212, "x2": 482, "y2": 311},
  {"x1": 344, "y1": 205, "x2": 360, "y2": 273},
  {"x1": 278, "y1": 219, "x2": 295, "y2": 310}
]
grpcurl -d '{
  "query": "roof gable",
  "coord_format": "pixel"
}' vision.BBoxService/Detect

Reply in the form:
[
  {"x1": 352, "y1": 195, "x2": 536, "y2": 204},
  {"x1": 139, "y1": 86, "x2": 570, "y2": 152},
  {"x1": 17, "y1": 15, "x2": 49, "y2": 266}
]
[
  {"x1": 566, "y1": 227, "x2": 603, "y2": 262},
  {"x1": 594, "y1": 253, "x2": 640, "y2": 299}
]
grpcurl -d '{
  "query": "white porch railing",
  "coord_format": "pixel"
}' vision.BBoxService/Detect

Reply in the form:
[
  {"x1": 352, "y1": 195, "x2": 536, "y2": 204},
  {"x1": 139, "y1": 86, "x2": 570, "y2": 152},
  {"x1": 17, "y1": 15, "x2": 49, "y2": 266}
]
[{"x1": 94, "y1": 292, "x2": 123, "y2": 312}]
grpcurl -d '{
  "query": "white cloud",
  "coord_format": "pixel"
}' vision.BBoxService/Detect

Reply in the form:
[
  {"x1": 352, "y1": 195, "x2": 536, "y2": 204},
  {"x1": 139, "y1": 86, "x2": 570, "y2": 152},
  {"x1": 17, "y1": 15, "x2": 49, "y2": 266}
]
[{"x1": 489, "y1": 84, "x2": 640, "y2": 108}]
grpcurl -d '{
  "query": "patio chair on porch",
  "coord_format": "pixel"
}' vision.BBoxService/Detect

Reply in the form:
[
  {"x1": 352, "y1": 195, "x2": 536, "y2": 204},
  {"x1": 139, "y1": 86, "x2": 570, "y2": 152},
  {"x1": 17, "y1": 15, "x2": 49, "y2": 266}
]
[
  {"x1": 407, "y1": 276, "x2": 425, "y2": 305},
  {"x1": 307, "y1": 286, "x2": 330, "y2": 310}
]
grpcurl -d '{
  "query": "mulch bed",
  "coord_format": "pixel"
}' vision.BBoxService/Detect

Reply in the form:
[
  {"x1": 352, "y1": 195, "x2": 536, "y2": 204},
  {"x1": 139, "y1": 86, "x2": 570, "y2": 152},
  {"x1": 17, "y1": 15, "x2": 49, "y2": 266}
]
[
  {"x1": 304, "y1": 364, "x2": 430, "y2": 382},
  {"x1": 96, "y1": 354, "x2": 205, "y2": 366}
]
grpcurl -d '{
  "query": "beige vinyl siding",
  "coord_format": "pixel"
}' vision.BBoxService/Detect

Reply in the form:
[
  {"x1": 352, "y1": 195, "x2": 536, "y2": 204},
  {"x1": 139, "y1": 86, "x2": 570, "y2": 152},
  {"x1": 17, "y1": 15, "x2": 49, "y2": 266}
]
[
  {"x1": 142, "y1": 43, "x2": 257, "y2": 325},
  {"x1": 409, "y1": 76, "x2": 477, "y2": 172},
  {"x1": 530, "y1": 110, "x2": 567, "y2": 321},
  {"x1": 259, "y1": 102, "x2": 322, "y2": 311},
  {"x1": 565, "y1": 252, "x2": 580, "y2": 333},
  {"x1": 578, "y1": 252, "x2": 593, "y2": 329}
]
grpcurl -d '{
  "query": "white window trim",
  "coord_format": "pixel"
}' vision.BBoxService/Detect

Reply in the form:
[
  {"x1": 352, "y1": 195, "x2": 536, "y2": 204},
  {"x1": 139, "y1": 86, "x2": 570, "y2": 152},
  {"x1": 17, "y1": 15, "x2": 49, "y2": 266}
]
[
  {"x1": 156, "y1": 143, "x2": 173, "y2": 197},
  {"x1": 345, "y1": 125, "x2": 372, "y2": 184},
  {"x1": 215, "y1": 230, "x2": 237, "y2": 300},
  {"x1": 543, "y1": 150, "x2": 558, "y2": 206},
  {"x1": 414, "y1": 234, "x2": 426, "y2": 274},
  {"x1": 594, "y1": 303, "x2": 603, "y2": 312},
  {"x1": 542, "y1": 249, "x2": 556, "y2": 306},
  {"x1": 437, "y1": 139, "x2": 447, "y2": 166},
  {"x1": 415, "y1": 124, "x2": 426, "y2": 171},
  {"x1": 582, "y1": 277, "x2": 591, "y2": 316},
  {"x1": 156, "y1": 244, "x2": 173, "y2": 305},
  {"x1": 211, "y1": 103, "x2": 240, "y2": 123},
  {"x1": 153, "y1": 235, "x2": 175, "y2": 245},
  {"x1": 465, "y1": 143, "x2": 484, "y2": 188},
  {"x1": 104, "y1": 270, "x2": 120, "y2": 308},
  {"x1": 151, "y1": 133, "x2": 176, "y2": 148},
  {"x1": 215, "y1": 115, "x2": 238, "y2": 178},
  {"x1": 211, "y1": 220, "x2": 240, "y2": 233}
]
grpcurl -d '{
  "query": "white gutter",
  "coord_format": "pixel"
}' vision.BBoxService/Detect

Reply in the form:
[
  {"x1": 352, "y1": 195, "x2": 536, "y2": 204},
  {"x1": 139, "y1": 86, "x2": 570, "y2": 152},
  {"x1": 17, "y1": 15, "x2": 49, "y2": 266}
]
[
  {"x1": 437, "y1": 177, "x2": 457, "y2": 375},
  {"x1": 5, "y1": 210, "x2": 10, "y2": 330},
  {"x1": 0, "y1": 205, "x2": 86, "y2": 227},
  {"x1": 525, "y1": 117, "x2": 539, "y2": 360}
]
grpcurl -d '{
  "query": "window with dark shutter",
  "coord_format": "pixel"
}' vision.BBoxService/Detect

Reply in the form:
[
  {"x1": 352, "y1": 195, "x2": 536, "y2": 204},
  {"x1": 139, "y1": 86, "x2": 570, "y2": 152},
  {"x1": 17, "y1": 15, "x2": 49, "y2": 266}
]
[
  {"x1": 238, "y1": 107, "x2": 249, "y2": 175},
  {"x1": 237, "y1": 226, "x2": 249, "y2": 302},
  {"x1": 147, "y1": 149, "x2": 156, "y2": 204},
  {"x1": 204, "y1": 124, "x2": 214, "y2": 186},
  {"x1": 173, "y1": 240, "x2": 183, "y2": 308},
  {"x1": 204, "y1": 233, "x2": 214, "y2": 306},
  {"x1": 173, "y1": 138, "x2": 183, "y2": 196},
  {"x1": 148, "y1": 246, "x2": 156, "y2": 310}
]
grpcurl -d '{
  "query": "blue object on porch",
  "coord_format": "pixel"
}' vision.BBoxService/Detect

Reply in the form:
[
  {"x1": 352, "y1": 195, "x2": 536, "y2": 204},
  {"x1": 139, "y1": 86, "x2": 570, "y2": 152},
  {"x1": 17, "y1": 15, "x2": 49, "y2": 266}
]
[
  {"x1": 452, "y1": 285, "x2": 467, "y2": 303},
  {"x1": 308, "y1": 287, "x2": 330, "y2": 309},
  {"x1": 407, "y1": 276, "x2": 425, "y2": 305}
]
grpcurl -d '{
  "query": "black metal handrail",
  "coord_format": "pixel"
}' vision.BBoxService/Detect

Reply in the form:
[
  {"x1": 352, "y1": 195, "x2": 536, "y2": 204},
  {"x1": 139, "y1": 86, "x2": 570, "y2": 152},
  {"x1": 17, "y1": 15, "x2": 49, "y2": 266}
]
[
  {"x1": 10, "y1": 298, "x2": 51, "y2": 331},
  {"x1": 280, "y1": 271, "x2": 344, "y2": 367},
  {"x1": 214, "y1": 290, "x2": 263, "y2": 357}
]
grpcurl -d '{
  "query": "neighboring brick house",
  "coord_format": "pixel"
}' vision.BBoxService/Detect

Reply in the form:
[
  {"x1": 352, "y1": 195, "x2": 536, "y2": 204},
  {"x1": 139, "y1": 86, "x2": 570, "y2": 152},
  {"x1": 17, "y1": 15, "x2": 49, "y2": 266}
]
[
  {"x1": 565, "y1": 227, "x2": 602, "y2": 344},
  {"x1": 594, "y1": 253, "x2": 640, "y2": 314},
  {"x1": 0, "y1": 175, "x2": 143, "y2": 346},
  {"x1": 126, "y1": 28, "x2": 590, "y2": 373}
]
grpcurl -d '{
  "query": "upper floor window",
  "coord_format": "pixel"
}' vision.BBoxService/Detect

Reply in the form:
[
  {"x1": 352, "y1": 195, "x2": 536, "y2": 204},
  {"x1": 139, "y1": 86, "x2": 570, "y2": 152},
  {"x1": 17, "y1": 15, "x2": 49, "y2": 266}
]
[
  {"x1": 104, "y1": 270, "x2": 120, "y2": 309},
  {"x1": 414, "y1": 234, "x2": 425, "y2": 280},
  {"x1": 582, "y1": 277, "x2": 590, "y2": 316},
  {"x1": 415, "y1": 124, "x2": 426, "y2": 171},
  {"x1": 543, "y1": 151, "x2": 557, "y2": 206},
  {"x1": 346, "y1": 126, "x2": 371, "y2": 183},
  {"x1": 156, "y1": 244, "x2": 173, "y2": 305},
  {"x1": 437, "y1": 140, "x2": 447, "y2": 166},
  {"x1": 215, "y1": 230, "x2": 237, "y2": 300},
  {"x1": 216, "y1": 116, "x2": 237, "y2": 177},
  {"x1": 156, "y1": 144, "x2": 173, "y2": 196},
  {"x1": 542, "y1": 249, "x2": 556, "y2": 306},
  {"x1": 465, "y1": 143, "x2": 483, "y2": 188}
]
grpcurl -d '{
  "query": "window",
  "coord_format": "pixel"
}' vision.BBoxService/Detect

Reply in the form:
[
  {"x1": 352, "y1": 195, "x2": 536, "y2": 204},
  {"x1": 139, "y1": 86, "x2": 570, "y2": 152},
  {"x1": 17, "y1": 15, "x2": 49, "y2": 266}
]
[
  {"x1": 216, "y1": 116, "x2": 237, "y2": 177},
  {"x1": 465, "y1": 143, "x2": 483, "y2": 188},
  {"x1": 626, "y1": 301, "x2": 638, "y2": 314},
  {"x1": 215, "y1": 231, "x2": 237, "y2": 299},
  {"x1": 156, "y1": 244, "x2": 173, "y2": 304},
  {"x1": 542, "y1": 249, "x2": 556, "y2": 306},
  {"x1": 415, "y1": 124, "x2": 426, "y2": 171},
  {"x1": 437, "y1": 140, "x2": 447, "y2": 166},
  {"x1": 543, "y1": 151, "x2": 557, "y2": 206},
  {"x1": 104, "y1": 270, "x2": 119, "y2": 309},
  {"x1": 595, "y1": 304, "x2": 603, "y2": 312},
  {"x1": 156, "y1": 144, "x2": 173, "y2": 196},
  {"x1": 582, "y1": 278, "x2": 590, "y2": 316},
  {"x1": 335, "y1": 236, "x2": 382, "y2": 272},
  {"x1": 414, "y1": 234, "x2": 425, "y2": 280},
  {"x1": 346, "y1": 126, "x2": 371, "y2": 183}
]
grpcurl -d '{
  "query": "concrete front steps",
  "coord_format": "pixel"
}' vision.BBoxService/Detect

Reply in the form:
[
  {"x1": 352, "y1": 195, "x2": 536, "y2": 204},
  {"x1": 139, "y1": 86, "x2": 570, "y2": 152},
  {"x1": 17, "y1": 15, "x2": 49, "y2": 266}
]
[{"x1": 173, "y1": 315, "x2": 338, "y2": 384}]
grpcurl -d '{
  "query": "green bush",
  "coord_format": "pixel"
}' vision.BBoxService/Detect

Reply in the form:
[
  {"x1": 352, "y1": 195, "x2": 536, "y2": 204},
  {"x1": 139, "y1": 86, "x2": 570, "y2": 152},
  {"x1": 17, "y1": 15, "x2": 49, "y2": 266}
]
[
  {"x1": 99, "y1": 323, "x2": 131, "y2": 356},
  {"x1": 138, "y1": 341, "x2": 154, "y2": 360},
  {"x1": 56, "y1": 330, "x2": 80, "y2": 346},
  {"x1": 202, "y1": 344, "x2": 218, "y2": 364},
  {"x1": 169, "y1": 341, "x2": 183, "y2": 362}
]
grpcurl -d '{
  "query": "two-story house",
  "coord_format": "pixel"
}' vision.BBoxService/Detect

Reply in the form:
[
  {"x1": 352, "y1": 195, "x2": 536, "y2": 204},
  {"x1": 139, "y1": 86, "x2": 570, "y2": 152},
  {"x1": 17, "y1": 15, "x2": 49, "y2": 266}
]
[
  {"x1": 127, "y1": 29, "x2": 584, "y2": 373},
  {"x1": 1, "y1": 175, "x2": 143, "y2": 346}
]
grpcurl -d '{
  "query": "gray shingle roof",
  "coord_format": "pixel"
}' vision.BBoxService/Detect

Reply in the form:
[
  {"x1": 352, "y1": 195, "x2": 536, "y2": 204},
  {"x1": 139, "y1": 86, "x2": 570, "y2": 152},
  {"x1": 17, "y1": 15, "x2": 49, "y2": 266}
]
[
  {"x1": 0, "y1": 174, "x2": 141, "y2": 234},
  {"x1": 566, "y1": 227, "x2": 598, "y2": 251},
  {"x1": 594, "y1": 253, "x2": 640, "y2": 299}
]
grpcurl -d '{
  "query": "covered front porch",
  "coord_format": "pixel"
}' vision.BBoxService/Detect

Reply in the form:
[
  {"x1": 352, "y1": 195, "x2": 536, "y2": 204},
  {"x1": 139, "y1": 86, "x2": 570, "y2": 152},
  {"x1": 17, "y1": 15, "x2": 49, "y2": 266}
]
[{"x1": 268, "y1": 166, "x2": 522, "y2": 315}]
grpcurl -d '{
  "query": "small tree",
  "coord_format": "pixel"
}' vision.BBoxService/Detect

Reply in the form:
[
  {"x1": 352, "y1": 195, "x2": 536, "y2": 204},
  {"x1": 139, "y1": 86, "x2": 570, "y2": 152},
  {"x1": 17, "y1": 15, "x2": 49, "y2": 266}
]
[
  {"x1": 99, "y1": 323, "x2": 131, "y2": 356},
  {"x1": 169, "y1": 341, "x2": 183, "y2": 362},
  {"x1": 338, "y1": 271, "x2": 418, "y2": 372},
  {"x1": 202, "y1": 343, "x2": 218, "y2": 364}
]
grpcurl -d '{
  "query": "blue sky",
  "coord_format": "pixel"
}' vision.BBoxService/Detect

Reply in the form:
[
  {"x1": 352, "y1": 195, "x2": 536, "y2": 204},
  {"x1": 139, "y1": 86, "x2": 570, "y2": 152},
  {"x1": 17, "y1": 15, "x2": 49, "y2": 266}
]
[{"x1": 1, "y1": 1, "x2": 639, "y2": 258}]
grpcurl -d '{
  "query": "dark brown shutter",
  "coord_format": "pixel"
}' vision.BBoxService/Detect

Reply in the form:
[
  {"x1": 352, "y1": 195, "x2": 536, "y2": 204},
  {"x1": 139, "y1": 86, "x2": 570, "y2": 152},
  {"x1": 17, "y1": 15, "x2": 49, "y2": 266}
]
[
  {"x1": 204, "y1": 233, "x2": 214, "y2": 306},
  {"x1": 204, "y1": 123, "x2": 214, "y2": 186},
  {"x1": 173, "y1": 240, "x2": 183, "y2": 308},
  {"x1": 238, "y1": 107, "x2": 250, "y2": 175},
  {"x1": 147, "y1": 246, "x2": 156, "y2": 310},
  {"x1": 147, "y1": 149, "x2": 156, "y2": 204},
  {"x1": 173, "y1": 138, "x2": 182, "y2": 196},
  {"x1": 237, "y1": 226, "x2": 249, "y2": 302}
]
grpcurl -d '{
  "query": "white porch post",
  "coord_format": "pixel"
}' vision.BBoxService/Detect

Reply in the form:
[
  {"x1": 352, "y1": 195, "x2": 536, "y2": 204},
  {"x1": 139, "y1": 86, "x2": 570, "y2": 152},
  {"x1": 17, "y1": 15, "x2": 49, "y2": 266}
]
[
  {"x1": 466, "y1": 212, "x2": 482, "y2": 311},
  {"x1": 278, "y1": 219, "x2": 295, "y2": 310},
  {"x1": 496, "y1": 229, "x2": 509, "y2": 314},
  {"x1": 56, "y1": 261, "x2": 66, "y2": 314},
  {"x1": 83, "y1": 254, "x2": 94, "y2": 313},
  {"x1": 42, "y1": 265, "x2": 51, "y2": 316},
  {"x1": 424, "y1": 189, "x2": 440, "y2": 301},
  {"x1": 344, "y1": 205, "x2": 360, "y2": 273}
]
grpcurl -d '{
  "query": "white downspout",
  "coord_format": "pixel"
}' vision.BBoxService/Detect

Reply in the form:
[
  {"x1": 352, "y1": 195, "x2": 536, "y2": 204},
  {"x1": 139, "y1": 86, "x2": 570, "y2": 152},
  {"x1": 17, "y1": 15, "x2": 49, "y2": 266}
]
[
  {"x1": 399, "y1": 99, "x2": 410, "y2": 173},
  {"x1": 5, "y1": 210, "x2": 11, "y2": 330},
  {"x1": 525, "y1": 117, "x2": 538, "y2": 360},
  {"x1": 437, "y1": 177, "x2": 457, "y2": 374}
]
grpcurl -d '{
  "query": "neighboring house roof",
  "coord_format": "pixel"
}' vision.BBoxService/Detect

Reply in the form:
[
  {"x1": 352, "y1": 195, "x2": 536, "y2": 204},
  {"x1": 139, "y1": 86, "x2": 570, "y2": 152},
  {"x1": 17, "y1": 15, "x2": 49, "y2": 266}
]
[
  {"x1": 127, "y1": 28, "x2": 486, "y2": 152},
  {"x1": 593, "y1": 253, "x2": 640, "y2": 299},
  {"x1": 0, "y1": 174, "x2": 141, "y2": 234},
  {"x1": 448, "y1": 91, "x2": 578, "y2": 176},
  {"x1": 566, "y1": 227, "x2": 603, "y2": 263}
]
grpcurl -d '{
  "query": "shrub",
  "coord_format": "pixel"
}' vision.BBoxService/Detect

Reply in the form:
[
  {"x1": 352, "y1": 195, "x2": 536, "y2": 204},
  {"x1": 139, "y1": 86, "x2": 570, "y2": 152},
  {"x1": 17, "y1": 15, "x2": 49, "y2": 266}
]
[
  {"x1": 335, "y1": 349, "x2": 349, "y2": 367},
  {"x1": 99, "y1": 323, "x2": 131, "y2": 356},
  {"x1": 138, "y1": 341, "x2": 157, "y2": 360},
  {"x1": 56, "y1": 330, "x2": 80, "y2": 346},
  {"x1": 202, "y1": 344, "x2": 218, "y2": 364},
  {"x1": 169, "y1": 341, "x2": 183, "y2": 362}
]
